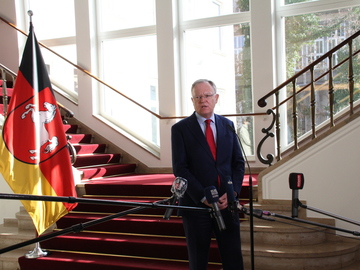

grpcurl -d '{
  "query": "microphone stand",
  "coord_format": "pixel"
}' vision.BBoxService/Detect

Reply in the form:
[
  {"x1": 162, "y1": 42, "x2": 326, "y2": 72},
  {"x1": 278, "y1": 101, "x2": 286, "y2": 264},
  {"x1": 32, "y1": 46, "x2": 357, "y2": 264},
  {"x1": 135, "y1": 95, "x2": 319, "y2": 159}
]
[
  {"x1": 240, "y1": 206, "x2": 360, "y2": 236},
  {"x1": 0, "y1": 193, "x2": 210, "y2": 255},
  {"x1": 298, "y1": 201, "x2": 360, "y2": 227},
  {"x1": 228, "y1": 124, "x2": 255, "y2": 270}
]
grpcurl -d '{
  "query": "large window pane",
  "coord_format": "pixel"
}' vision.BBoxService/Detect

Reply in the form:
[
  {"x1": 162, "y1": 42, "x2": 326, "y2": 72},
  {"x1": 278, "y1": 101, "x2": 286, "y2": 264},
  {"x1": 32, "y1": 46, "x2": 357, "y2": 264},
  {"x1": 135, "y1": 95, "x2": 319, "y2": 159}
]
[
  {"x1": 100, "y1": 36, "x2": 159, "y2": 146},
  {"x1": 26, "y1": 0, "x2": 77, "y2": 98},
  {"x1": 28, "y1": 0, "x2": 75, "y2": 39},
  {"x1": 41, "y1": 45, "x2": 78, "y2": 94},
  {"x1": 98, "y1": 0, "x2": 156, "y2": 31},
  {"x1": 184, "y1": 23, "x2": 254, "y2": 155},
  {"x1": 182, "y1": 0, "x2": 249, "y2": 21},
  {"x1": 284, "y1": 6, "x2": 360, "y2": 143}
]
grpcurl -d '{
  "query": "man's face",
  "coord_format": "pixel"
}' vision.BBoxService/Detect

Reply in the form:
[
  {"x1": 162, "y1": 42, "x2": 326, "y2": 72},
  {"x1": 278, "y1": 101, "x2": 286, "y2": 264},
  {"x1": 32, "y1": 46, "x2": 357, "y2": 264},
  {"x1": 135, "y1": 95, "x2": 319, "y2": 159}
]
[{"x1": 191, "y1": 81, "x2": 219, "y2": 119}]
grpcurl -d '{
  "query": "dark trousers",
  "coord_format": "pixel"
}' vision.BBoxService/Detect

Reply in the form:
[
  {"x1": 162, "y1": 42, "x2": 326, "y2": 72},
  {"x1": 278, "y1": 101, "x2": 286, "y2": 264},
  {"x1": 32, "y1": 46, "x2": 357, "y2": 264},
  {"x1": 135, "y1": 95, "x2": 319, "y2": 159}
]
[{"x1": 182, "y1": 210, "x2": 244, "y2": 270}]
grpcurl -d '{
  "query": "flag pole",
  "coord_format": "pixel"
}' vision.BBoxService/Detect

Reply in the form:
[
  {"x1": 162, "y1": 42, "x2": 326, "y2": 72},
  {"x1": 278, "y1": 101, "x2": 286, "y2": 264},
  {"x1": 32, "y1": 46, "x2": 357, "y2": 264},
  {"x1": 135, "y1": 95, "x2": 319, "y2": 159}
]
[
  {"x1": 25, "y1": 242, "x2": 48, "y2": 259},
  {"x1": 23, "y1": 9, "x2": 48, "y2": 259}
]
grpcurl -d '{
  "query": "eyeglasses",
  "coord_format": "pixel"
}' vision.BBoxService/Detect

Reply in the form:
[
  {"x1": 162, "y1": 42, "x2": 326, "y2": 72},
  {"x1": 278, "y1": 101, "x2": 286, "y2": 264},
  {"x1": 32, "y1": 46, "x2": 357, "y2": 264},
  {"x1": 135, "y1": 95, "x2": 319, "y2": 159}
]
[{"x1": 193, "y1": 93, "x2": 216, "y2": 100}]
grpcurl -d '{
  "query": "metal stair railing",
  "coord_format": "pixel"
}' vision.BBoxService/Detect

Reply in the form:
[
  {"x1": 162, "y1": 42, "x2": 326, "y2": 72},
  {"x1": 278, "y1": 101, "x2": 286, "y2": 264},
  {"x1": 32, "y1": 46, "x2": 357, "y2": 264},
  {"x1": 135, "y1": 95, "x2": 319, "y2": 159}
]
[{"x1": 257, "y1": 29, "x2": 360, "y2": 165}]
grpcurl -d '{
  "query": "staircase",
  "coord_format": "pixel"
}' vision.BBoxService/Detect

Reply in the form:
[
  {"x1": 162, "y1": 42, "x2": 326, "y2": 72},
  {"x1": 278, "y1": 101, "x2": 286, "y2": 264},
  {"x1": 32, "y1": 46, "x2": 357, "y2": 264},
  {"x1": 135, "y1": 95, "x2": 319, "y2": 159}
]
[
  {"x1": 240, "y1": 200, "x2": 360, "y2": 270},
  {"x1": 2, "y1": 75, "x2": 360, "y2": 270},
  {"x1": 0, "y1": 207, "x2": 36, "y2": 270},
  {"x1": 9, "y1": 120, "x2": 248, "y2": 269},
  {"x1": 11, "y1": 120, "x2": 255, "y2": 270}
]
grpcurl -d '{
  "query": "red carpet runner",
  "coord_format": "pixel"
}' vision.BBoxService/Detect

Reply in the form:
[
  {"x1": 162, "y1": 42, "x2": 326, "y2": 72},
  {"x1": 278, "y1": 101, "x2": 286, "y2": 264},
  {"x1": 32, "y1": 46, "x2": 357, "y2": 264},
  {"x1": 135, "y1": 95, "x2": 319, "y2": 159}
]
[{"x1": 18, "y1": 173, "x2": 256, "y2": 270}]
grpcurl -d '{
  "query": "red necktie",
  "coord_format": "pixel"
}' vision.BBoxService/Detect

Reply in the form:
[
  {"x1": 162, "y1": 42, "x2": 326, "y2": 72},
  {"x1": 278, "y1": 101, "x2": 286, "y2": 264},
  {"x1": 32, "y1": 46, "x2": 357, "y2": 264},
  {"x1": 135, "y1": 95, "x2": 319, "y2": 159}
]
[
  {"x1": 205, "y1": 119, "x2": 216, "y2": 159},
  {"x1": 205, "y1": 119, "x2": 220, "y2": 187}
]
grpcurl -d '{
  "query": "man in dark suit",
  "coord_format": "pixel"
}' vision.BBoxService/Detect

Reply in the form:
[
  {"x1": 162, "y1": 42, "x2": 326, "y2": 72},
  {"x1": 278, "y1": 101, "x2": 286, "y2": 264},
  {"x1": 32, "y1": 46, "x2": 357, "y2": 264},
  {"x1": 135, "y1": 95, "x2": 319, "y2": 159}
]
[{"x1": 171, "y1": 79, "x2": 245, "y2": 270}]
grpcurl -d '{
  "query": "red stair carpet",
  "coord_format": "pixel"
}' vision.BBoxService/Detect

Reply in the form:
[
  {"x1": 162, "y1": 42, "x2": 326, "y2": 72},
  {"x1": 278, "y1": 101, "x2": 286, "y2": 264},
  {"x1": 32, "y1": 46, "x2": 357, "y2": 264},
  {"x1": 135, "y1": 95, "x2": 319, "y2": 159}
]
[{"x1": 18, "y1": 173, "x2": 256, "y2": 270}]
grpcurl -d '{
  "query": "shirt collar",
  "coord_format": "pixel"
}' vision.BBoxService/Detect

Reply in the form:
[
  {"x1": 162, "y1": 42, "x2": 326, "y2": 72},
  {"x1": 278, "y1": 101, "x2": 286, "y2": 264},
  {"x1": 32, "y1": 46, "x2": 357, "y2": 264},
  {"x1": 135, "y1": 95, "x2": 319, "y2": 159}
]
[{"x1": 195, "y1": 112, "x2": 215, "y2": 123}]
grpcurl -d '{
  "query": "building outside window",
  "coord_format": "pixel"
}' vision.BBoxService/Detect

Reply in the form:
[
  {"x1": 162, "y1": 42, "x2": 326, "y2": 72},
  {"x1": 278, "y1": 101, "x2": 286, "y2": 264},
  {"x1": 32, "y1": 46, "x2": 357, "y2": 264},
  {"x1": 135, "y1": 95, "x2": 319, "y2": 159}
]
[{"x1": 281, "y1": 1, "x2": 360, "y2": 145}]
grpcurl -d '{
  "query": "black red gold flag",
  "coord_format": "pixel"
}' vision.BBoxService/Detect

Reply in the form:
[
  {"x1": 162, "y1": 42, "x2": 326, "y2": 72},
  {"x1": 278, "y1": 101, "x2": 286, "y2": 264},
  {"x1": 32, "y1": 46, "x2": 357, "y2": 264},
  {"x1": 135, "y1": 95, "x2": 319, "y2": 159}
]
[{"x1": 0, "y1": 22, "x2": 77, "y2": 235}]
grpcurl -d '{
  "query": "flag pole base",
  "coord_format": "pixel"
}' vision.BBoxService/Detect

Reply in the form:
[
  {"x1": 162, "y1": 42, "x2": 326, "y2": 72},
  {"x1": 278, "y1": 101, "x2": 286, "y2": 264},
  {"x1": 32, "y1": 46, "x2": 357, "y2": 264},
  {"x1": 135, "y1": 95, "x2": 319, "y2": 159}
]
[{"x1": 25, "y1": 242, "x2": 48, "y2": 259}]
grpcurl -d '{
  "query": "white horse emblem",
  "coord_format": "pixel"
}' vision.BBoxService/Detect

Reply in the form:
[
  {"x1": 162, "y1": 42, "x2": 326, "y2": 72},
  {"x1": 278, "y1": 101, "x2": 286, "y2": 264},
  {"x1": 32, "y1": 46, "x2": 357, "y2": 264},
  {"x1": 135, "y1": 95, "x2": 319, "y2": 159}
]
[{"x1": 21, "y1": 102, "x2": 58, "y2": 160}]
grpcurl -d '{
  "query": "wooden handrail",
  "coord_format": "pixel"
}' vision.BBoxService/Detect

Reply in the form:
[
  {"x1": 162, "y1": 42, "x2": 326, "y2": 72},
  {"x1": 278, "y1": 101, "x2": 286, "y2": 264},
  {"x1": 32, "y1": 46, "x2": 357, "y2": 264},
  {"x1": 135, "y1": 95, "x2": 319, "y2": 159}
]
[
  {"x1": 0, "y1": 62, "x2": 75, "y2": 120},
  {"x1": 258, "y1": 30, "x2": 360, "y2": 108},
  {"x1": 0, "y1": 15, "x2": 266, "y2": 121}
]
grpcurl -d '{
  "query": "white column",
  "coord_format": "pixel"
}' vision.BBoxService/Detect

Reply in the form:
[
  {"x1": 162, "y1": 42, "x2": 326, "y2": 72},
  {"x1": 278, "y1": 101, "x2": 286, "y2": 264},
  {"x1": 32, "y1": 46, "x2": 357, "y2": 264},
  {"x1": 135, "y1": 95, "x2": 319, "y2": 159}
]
[
  {"x1": 250, "y1": 0, "x2": 277, "y2": 167},
  {"x1": 156, "y1": 0, "x2": 179, "y2": 168}
]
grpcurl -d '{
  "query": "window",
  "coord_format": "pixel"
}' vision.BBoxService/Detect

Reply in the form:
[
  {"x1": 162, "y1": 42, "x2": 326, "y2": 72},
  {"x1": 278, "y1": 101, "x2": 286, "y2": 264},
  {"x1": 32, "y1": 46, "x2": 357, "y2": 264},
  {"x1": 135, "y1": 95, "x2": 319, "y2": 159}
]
[
  {"x1": 279, "y1": 1, "x2": 360, "y2": 145},
  {"x1": 99, "y1": 0, "x2": 155, "y2": 31},
  {"x1": 182, "y1": 0, "x2": 249, "y2": 21},
  {"x1": 26, "y1": 0, "x2": 78, "y2": 96},
  {"x1": 181, "y1": 0, "x2": 253, "y2": 155},
  {"x1": 97, "y1": 0, "x2": 159, "y2": 149},
  {"x1": 27, "y1": 0, "x2": 76, "y2": 39}
]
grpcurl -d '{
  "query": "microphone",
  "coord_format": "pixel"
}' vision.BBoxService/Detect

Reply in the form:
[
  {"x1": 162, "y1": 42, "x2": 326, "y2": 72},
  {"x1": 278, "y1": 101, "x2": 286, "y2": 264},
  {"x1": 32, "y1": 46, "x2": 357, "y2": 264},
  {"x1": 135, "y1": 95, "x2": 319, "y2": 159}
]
[
  {"x1": 163, "y1": 177, "x2": 188, "y2": 220},
  {"x1": 204, "y1": 186, "x2": 226, "y2": 231},
  {"x1": 289, "y1": 173, "x2": 304, "y2": 218},
  {"x1": 225, "y1": 176, "x2": 239, "y2": 220}
]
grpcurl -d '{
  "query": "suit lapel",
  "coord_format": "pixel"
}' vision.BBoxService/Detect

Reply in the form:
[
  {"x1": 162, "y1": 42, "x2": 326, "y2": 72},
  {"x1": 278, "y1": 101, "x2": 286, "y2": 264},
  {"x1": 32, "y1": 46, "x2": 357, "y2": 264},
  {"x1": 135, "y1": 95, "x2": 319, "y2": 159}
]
[{"x1": 215, "y1": 115, "x2": 228, "y2": 159}]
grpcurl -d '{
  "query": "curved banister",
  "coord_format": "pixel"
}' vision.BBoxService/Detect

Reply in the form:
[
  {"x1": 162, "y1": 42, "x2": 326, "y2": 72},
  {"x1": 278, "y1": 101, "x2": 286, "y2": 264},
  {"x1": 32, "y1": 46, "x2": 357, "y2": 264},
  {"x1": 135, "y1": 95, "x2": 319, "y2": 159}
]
[
  {"x1": 256, "y1": 28, "x2": 360, "y2": 165},
  {"x1": 258, "y1": 30, "x2": 360, "y2": 108}
]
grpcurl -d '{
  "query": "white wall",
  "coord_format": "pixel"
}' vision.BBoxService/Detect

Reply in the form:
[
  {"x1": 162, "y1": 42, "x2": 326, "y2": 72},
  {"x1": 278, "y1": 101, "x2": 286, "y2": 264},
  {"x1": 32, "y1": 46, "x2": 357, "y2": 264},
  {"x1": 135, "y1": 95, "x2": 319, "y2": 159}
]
[
  {"x1": 0, "y1": 0, "x2": 20, "y2": 72},
  {"x1": 261, "y1": 116, "x2": 360, "y2": 236}
]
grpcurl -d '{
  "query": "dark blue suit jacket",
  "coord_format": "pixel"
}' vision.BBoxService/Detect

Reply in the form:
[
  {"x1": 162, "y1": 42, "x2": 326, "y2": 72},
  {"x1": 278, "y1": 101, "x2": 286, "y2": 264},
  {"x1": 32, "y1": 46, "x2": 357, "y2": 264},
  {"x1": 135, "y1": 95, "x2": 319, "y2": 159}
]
[{"x1": 171, "y1": 112, "x2": 245, "y2": 214}]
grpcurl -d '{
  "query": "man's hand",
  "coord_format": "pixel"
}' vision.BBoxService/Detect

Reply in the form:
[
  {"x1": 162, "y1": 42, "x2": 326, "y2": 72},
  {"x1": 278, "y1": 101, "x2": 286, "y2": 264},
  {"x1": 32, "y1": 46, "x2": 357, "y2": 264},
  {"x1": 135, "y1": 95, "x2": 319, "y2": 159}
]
[
  {"x1": 203, "y1": 193, "x2": 228, "y2": 210},
  {"x1": 218, "y1": 193, "x2": 228, "y2": 210}
]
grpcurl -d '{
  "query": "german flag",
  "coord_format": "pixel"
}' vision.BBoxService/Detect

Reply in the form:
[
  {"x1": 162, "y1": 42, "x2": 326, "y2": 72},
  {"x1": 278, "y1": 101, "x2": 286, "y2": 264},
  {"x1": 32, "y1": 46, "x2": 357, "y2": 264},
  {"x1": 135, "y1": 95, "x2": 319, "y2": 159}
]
[{"x1": 0, "y1": 23, "x2": 77, "y2": 235}]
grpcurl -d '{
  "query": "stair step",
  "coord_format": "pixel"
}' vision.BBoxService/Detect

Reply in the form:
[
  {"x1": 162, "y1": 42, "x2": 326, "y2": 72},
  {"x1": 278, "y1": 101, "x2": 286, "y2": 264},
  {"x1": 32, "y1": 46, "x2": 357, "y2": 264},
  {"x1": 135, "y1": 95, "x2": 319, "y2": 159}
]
[
  {"x1": 0, "y1": 223, "x2": 35, "y2": 251},
  {"x1": 0, "y1": 249, "x2": 28, "y2": 270},
  {"x1": 67, "y1": 133, "x2": 92, "y2": 144},
  {"x1": 18, "y1": 250, "x2": 223, "y2": 270},
  {"x1": 246, "y1": 199, "x2": 307, "y2": 219},
  {"x1": 73, "y1": 153, "x2": 121, "y2": 167},
  {"x1": 56, "y1": 213, "x2": 185, "y2": 236},
  {"x1": 73, "y1": 195, "x2": 170, "y2": 215},
  {"x1": 73, "y1": 143, "x2": 107, "y2": 155},
  {"x1": 241, "y1": 240, "x2": 359, "y2": 270},
  {"x1": 240, "y1": 218, "x2": 328, "y2": 245},
  {"x1": 63, "y1": 124, "x2": 78, "y2": 133},
  {"x1": 82, "y1": 174, "x2": 175, "y2": 196},
  {"x1": 15, "y1": 207, "x2": 36, "y2": 231},
  {"x1": 0, "y1": 87, "x2": 13, "y2": 97},
  {"x1": 78, "y1": 163, "x2": 137, "y2": 180},
  {"x1": 340, "y1": 259, "x2": 360, "y2": 269},
  {"x1": 40, "y1": 231, "x2": 220, "y2": 262}
]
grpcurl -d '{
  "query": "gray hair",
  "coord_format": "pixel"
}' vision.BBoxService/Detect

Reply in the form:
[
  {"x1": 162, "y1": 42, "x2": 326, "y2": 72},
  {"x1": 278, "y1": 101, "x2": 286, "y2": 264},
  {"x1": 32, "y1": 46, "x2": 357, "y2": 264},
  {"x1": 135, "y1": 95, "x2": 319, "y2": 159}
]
[{"x1": 191, "y1": 79, "x2": 217, "y2": 95}]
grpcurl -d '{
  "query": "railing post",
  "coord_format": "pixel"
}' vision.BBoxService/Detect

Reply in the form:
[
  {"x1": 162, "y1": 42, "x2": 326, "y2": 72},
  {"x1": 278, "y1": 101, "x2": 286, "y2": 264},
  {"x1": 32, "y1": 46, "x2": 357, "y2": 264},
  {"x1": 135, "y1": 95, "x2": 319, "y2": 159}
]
[
  {"x1": 310, "y1": 67, "x2": 316, "y2": 139},
  {"x1": 292, "y1": 80, "x2": 298, "y2": 150},
  {"x1": 328, "y1": 54, "x2": 334, "y2": 127},
  {"x1": 348, "y1": 39, "x2": 354, "y2": 116},
  {"x1": 1, "y1": 68, "x2": 8, "y2": 117},
  {"x1": 275, "y1": 91, "x2": 281, "y2": 161}
]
